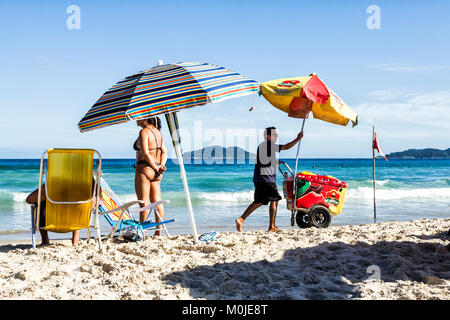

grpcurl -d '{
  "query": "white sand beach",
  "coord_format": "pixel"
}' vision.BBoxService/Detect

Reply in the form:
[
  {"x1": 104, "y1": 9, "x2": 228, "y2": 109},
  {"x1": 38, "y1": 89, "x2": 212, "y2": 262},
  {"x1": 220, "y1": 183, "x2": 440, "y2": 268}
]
[{"x1": 0, "y1": 218, "x2": 449, "y2": 300}]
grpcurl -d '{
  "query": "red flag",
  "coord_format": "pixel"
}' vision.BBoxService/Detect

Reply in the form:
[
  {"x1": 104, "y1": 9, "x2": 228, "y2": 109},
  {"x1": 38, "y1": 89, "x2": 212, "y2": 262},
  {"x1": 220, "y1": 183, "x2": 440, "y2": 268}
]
[{"x1": 373, "y1": 131, "x2": 388, "y2": 161}]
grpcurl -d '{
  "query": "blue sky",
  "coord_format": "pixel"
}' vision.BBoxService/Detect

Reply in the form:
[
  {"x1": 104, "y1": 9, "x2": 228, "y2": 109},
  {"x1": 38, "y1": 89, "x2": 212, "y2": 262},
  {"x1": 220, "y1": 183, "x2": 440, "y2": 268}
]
[{"x1": 0, "y1": 0, "x2": 449, "y2": 158}]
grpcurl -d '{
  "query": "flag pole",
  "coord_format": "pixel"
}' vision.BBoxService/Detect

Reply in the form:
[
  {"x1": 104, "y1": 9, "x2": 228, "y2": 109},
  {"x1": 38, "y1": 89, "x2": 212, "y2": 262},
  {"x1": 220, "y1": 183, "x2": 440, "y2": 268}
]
[{"x1": 372, "y1": 125, "x2": 377, "y2": 224}]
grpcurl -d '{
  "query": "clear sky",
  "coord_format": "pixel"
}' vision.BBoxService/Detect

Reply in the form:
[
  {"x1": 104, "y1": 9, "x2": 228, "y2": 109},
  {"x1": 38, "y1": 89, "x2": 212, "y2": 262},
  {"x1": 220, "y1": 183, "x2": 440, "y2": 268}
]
[{"x1": 0, "y1": 0, "x2": 449, "y2": 158}]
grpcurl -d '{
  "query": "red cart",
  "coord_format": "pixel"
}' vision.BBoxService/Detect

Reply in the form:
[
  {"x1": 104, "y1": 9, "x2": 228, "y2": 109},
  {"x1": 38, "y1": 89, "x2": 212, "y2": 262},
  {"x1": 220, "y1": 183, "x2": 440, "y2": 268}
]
[{"x1": 279, "y1": 161, "x2": 348, "y2": 228}]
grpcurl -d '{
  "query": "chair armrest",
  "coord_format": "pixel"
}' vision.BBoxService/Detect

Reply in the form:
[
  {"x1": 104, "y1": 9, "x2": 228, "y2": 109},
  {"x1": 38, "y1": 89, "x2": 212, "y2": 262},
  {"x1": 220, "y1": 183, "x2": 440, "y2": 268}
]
[
  {"x1": 140, "y1": 218, "x2": 175, "y2": 228},
  {"x1": 129, "y1": 200, "x2": 170, "y2": 214},
  {"x1": 99, "y1": 200, "x2": 144, "y2": 215}
]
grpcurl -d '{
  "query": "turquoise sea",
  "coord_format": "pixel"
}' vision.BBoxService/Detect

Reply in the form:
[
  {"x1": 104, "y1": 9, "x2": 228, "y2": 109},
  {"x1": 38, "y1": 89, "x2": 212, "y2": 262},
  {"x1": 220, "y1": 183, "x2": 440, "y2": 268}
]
[{"x1": 0, "y1": 158, "x2": 449, "y2": 241}]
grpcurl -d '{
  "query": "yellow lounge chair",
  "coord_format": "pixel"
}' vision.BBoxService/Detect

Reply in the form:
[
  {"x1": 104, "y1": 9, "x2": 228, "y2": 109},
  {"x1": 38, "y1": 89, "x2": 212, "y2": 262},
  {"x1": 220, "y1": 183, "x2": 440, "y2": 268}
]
[{"x1": 32, "y1": 148, "x2": 103, "y2": 250}]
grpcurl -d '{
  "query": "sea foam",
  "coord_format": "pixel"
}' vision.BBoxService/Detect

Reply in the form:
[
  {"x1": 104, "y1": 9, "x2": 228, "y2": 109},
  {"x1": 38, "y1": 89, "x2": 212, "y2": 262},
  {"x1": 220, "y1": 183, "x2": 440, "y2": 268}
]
[
  {"x1": 115, "y1": 186, "x2": 450, "y2": 208},
  {"x1": 118, "y1": 190, "x2": 255, "y2": 206},
  {"x1": 0, "y1": 190, "x2": 29, "y2": 203},
  {"x1": 346, "y1": 187, "x2": 450, "y2": 201}
]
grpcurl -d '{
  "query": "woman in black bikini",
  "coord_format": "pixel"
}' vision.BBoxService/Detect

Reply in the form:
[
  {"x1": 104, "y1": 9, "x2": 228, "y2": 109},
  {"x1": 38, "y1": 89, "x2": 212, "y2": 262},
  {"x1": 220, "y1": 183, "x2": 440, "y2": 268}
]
[{"x1": 134, "y1": 117, "x2": 168, "y2": 236}]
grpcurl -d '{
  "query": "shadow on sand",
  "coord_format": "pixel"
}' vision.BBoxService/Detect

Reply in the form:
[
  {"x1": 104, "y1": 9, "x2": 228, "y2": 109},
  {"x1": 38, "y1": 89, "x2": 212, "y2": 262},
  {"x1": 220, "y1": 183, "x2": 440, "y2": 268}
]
[
  {"x1": 410, "y1": 229, "x2": 450, "y2": 240},
  {"x1": 162, "y1": 236, "x2": 450, "y2": 300},
  {"x1": 0, "y1": 243, "x2": 33, "y2": 253},
  {"x1": 0, "y1": 236, "x2": 119, "y2": 253}
]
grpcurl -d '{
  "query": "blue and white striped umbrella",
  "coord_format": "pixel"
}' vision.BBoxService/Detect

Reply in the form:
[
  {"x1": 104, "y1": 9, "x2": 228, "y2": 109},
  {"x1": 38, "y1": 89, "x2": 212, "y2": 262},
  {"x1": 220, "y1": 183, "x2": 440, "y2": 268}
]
[{"x1": 78, "y1": 62, "x2": 259, "y2": 132}]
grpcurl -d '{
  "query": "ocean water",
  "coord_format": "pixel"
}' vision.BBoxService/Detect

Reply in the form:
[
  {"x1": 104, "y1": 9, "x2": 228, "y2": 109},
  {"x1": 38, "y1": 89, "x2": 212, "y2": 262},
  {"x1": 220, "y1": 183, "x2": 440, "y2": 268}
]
[{"x1": 0, "y1": 158, "x2": 449, "y2": 241}]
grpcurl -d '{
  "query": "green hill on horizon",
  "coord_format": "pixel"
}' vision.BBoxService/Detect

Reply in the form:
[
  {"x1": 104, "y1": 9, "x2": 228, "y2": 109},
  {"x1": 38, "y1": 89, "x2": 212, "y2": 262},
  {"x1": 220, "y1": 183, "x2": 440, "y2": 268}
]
[
  {"x1": 386, "y1": 148, "x2": 450, "y2": 159},
  {"x1": 182, "y1": 145, "x2": 256, "y2": 160}
]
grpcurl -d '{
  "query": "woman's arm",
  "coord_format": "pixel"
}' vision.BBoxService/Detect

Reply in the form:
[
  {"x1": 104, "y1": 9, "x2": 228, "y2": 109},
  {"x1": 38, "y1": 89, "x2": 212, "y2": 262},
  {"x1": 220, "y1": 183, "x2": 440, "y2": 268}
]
[
  {"x1": 158, "y1": 140, "x2": 168, "y2": 174},
  {"x1": 26, "y1": 185, "x2": 46, "y2": 205},
  {"x1": 160, "y1": 140, "x2": 168, "y2": 167},
  {"x1": 140, "y1": 129, "x2": 160, "y2": 172}
]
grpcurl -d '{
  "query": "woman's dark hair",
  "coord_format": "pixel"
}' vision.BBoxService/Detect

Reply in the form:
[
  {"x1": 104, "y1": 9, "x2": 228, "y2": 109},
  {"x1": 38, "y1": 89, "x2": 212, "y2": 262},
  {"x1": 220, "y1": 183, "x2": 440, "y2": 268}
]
[{"x1": 146, "y1": 117, "x2": 162, "y2": 130}]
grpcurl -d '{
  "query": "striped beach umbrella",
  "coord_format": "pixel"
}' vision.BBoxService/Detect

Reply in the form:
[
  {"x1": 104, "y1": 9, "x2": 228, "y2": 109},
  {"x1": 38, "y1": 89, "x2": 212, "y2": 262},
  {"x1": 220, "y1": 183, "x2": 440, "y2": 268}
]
[
  {"x1": 78, "y1": 62, "x2": 258, "y2": 132},
  {"x1": 78, "y1": 62, "x2": 259, "y2": 241}
]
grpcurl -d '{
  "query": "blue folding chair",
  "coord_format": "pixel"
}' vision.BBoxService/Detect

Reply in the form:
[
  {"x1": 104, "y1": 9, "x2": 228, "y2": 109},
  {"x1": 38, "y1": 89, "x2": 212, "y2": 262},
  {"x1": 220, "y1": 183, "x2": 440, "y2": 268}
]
[{"x1": 97, "y1": 177, "x2": 174, "y2": 241}]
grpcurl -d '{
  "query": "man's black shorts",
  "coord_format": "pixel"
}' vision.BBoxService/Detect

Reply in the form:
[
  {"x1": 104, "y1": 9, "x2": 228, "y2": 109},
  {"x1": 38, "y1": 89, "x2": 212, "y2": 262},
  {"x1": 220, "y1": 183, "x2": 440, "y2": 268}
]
[{"x1": 253, "y1": 182, "x2": 282, "y2": 205}]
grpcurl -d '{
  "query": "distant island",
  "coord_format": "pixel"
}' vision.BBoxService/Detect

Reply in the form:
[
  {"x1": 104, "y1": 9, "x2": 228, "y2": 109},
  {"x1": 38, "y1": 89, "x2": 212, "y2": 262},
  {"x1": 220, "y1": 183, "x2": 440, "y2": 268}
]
[
  {"x1": 183, "y1": 146, "x2": 256, "y2": 162},
  {"x1": 385, "y1": 148, "x2": 450, "y2": 159}
]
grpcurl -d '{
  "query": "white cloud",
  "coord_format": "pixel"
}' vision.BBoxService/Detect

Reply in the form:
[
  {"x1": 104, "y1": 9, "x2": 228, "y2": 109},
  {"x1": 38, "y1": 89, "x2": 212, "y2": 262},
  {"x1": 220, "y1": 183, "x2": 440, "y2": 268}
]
[
  {"x1": 355, "y1": 89, "x2": 450, "y2": 130},
  {"x1": 405, "y1": 90, "x2": 450, "y2": 105},
  {"x1": 366, "y1": 89, "x2": 421, "y2": 101},
  {"x1": 368, "y1": 63, "x2": 449, "y2": 72}
]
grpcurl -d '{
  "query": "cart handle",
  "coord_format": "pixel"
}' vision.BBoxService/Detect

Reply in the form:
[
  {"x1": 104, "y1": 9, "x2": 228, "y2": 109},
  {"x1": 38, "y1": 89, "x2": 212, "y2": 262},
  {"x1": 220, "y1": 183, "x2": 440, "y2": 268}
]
[{"x1": 278, "y1": 160, "x2": 294, "y2": 177}]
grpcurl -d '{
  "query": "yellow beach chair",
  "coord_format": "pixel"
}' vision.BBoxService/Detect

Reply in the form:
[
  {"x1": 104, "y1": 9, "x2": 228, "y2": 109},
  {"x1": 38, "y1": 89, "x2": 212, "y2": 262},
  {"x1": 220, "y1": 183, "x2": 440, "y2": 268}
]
[{"x1": 32, "y1": 148, "x2": 103, "y2": 250}]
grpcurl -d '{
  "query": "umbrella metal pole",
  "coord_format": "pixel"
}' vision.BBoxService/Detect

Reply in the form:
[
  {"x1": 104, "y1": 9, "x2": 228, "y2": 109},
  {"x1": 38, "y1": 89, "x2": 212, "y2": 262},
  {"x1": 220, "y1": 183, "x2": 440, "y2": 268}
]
[
  {"x1": 165, "y1": 112, "x2": 199, "y2": 242},
  {"x1": 292, "y1": 118, "x2": 306, "y2": 214}
]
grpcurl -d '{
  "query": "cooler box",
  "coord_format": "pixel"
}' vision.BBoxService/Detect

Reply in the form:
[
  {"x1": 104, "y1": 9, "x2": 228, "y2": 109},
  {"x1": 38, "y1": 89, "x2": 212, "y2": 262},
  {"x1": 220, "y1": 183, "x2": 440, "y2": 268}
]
[{"x1": 282, "y1": 171, "x2": 348, "y2": 215}]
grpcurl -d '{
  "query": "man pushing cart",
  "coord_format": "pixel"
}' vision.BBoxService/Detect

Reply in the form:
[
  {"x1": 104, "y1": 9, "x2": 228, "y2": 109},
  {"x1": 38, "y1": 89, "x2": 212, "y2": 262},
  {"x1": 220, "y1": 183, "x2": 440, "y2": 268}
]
[
  {"x1": 235, "y1": 74, "x2": 358, "y2": 232},
  {"x1": 235, "y1": 127, "x2": 303, "y2": 232}
]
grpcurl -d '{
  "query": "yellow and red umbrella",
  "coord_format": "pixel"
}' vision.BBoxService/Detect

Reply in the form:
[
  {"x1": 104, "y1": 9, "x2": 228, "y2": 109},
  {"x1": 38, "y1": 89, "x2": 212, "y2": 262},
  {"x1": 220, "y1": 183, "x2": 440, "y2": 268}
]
[{"x1": 259, "y1": 74, "x2": 358, "y2": 127}]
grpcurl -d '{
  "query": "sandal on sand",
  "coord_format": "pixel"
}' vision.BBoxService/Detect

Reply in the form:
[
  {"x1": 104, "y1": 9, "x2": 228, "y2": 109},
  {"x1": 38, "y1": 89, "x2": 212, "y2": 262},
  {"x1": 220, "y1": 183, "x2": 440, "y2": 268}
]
[{"x1": 199, "y1": 231, "x2": 220, "y2": 243}]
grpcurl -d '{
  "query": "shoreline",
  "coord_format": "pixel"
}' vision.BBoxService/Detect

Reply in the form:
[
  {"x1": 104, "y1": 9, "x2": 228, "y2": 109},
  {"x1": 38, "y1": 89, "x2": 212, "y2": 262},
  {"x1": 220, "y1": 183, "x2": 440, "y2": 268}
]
[
  {"x1": 0, "y1": 218, "x2": 449, "y2": 300},
  {"x1": 1, "y1": 216, "x2": 449, "y2": 242}
]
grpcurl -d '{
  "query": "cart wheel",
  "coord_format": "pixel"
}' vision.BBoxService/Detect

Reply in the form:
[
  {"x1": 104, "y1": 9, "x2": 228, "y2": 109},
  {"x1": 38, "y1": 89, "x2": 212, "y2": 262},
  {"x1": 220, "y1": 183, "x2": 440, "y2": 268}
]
[
  {"x1": 295, "y1": 212, "x2": 312, "y2": 228},
  {"x1": 308, "y1": 205, "x2": 332, "y2": 228}
]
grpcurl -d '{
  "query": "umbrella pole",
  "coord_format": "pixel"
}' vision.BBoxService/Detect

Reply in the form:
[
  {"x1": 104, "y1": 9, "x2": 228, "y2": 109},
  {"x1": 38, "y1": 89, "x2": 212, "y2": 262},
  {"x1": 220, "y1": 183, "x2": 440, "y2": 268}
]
[
  {"x1": 165, "y1": 112, "x2": 199, "y2": 242},
  {"x1": 292, "y1": 118, "x2": 306, "y2": 224},
  {"x1": 372, "y1": 126, "x2": 377, "y2": 224},
  {"x1": 293, "y1": 118, "x2": 306, "y2": 179}
]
